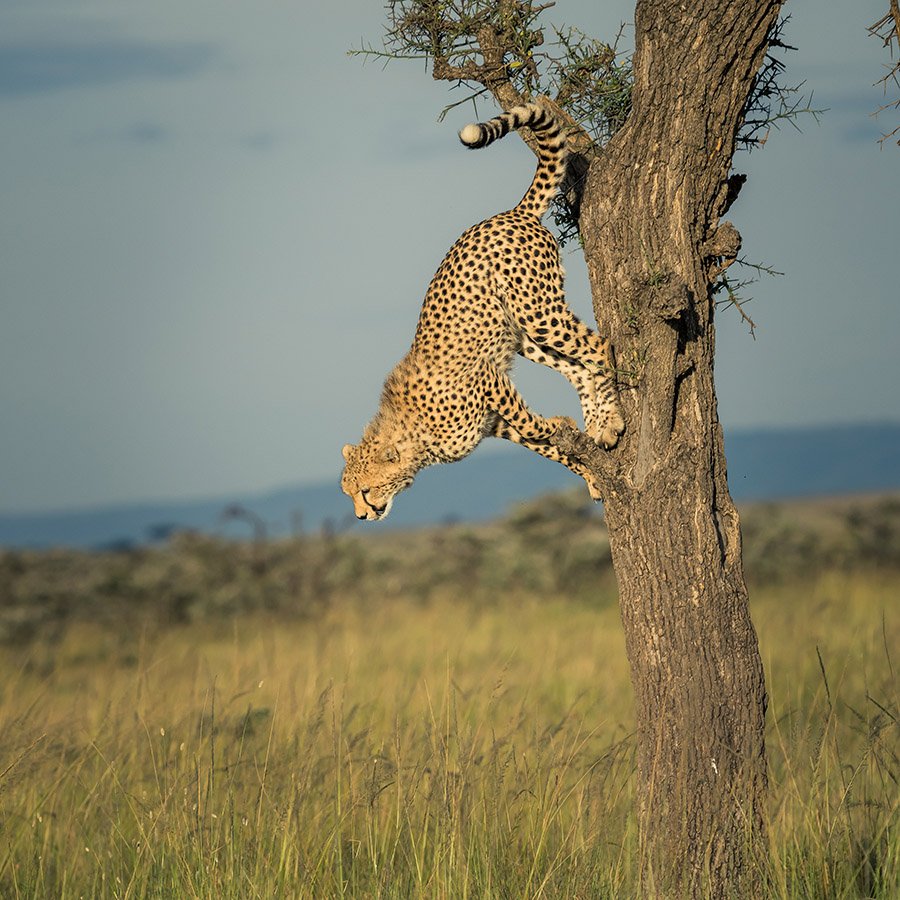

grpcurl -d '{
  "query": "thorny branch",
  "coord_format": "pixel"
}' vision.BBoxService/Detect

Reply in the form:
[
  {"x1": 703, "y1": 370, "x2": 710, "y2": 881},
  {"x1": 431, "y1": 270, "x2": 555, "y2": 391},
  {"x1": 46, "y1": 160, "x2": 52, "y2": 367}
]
[
  {"x1": 354, "y1": 1, "x2": 632, "y2": 242},
  {"x1": 739, "y1": 16, "x2": 824, "y2": 150},
  {"x1": 869, "y1": 1, "x2": 900, "y2": 146},
  {"x1": 716, "y1": 280, "x2": 758, "y2": 339},
  {"x1": 390, "y1": 0, "x2": 596, "y2": 165},
  {"x1": 712, "y1": 259, "x2": 783, "y2": 339}
]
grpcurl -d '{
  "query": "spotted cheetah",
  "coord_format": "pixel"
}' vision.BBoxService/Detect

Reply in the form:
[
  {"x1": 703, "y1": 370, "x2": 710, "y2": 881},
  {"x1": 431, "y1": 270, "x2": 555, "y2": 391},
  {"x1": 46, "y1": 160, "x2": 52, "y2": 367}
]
[{"x1": 341, "y1": 101, "x2": 624, "y2": 521}]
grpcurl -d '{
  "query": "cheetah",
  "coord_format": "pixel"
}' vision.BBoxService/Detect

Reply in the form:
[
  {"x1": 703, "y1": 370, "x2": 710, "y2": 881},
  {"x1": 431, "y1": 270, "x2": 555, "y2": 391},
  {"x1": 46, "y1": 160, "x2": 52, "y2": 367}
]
[{"x1": 341, "y1": 101, "x2": 624, "y2": 521}]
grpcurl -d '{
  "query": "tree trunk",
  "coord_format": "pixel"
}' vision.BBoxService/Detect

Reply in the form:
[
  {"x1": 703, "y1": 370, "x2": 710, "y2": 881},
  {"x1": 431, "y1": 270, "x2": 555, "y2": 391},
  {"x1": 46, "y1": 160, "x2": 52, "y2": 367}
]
[{"x1": 579, "y1": 0, "x2": 782, "y2": 894}]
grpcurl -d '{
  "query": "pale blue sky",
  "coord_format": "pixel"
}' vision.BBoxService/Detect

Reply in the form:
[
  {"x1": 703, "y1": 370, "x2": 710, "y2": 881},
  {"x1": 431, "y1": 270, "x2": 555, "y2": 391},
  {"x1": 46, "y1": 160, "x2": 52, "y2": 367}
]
[{"x1": 1, "y1": 0, "x2": 897, "y2": 514}]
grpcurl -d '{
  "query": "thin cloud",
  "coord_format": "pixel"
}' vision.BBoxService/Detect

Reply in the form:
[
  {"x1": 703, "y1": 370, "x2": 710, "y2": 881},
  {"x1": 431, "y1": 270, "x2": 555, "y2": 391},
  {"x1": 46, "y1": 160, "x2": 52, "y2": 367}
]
[
  {"x1": 241, "y1": 131, "x2": 280, "y2": 152},
  {"x1": 120, "y1": 122, "x2": 169, "y2": 144},
  {"x1": 0, "y1": 40, "x2": 217, "y2": 97}
]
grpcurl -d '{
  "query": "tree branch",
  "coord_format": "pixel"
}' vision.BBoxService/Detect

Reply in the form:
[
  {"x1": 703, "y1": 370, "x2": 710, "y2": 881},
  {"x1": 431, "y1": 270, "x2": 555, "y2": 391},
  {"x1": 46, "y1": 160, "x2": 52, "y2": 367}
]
[{"x1": 869, "y1": 1, "x2": 900, "y2": 145}]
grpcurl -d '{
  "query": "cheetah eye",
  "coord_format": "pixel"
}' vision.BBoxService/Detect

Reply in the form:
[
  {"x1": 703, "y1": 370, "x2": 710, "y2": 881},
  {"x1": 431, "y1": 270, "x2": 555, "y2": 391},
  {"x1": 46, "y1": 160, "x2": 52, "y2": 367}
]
[{"x1": 378, "y1": 445, "x2": 400, "y2": 464}]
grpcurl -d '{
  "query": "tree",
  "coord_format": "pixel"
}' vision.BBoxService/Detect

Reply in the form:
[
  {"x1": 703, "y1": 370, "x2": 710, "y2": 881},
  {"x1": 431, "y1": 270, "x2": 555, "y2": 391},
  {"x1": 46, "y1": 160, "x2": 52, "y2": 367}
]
[{"x1": 358, "y1": 0, "x2": 784, "y2": 894}]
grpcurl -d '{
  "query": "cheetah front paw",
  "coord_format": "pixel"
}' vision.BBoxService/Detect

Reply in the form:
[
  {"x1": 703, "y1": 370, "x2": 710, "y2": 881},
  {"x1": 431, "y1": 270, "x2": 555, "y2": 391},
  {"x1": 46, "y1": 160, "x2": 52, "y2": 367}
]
[{"x1": 587, "y1": 408, "x2": 625, "y2": 450}]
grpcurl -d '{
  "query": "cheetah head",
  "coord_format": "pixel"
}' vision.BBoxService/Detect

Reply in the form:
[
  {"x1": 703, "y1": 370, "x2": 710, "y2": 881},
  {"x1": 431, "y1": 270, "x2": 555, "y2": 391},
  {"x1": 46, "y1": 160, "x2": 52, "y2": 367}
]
[{"x1": 340, "y1": 440, "x2": 417, "y2": 522}]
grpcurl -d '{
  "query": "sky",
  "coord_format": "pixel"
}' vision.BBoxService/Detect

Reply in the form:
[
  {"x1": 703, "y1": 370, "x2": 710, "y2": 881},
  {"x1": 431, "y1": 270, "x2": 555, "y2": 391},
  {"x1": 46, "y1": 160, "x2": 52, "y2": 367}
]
[{"x1": 1, "y1": 0, "x2": 897, "y2": 515}]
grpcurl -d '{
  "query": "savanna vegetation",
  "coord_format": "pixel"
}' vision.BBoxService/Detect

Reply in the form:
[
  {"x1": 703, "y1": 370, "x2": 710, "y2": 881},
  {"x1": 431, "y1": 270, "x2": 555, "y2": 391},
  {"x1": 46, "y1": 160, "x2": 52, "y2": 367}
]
[{"x1": 0, "y1": 493, "x2": 897, "y2": 897}]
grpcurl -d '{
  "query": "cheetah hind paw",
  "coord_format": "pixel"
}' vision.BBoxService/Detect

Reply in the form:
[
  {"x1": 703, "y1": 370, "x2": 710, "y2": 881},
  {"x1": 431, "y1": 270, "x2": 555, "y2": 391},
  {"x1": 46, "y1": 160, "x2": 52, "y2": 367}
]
[
  {"x1": 546, "y1": 415, "x2": 579, "y2": 433},
  {"x1": 584, "y1": 472, "x2": 603, "y2": 502},
  {"x1": 546, "y1": 416, "x2": 603, "y2": 500}
]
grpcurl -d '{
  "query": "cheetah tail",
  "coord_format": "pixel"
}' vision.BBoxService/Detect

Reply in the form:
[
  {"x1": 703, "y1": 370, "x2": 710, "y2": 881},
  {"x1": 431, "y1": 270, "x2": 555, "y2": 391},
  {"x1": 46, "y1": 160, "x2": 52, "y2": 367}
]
[{"x1": 458, "y1": 101, "x2": 567, "y2": 219}]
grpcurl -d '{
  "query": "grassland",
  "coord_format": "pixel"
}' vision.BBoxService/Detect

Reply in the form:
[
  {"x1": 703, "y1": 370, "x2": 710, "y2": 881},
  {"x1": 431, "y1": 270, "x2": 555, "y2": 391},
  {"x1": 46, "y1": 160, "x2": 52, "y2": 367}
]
[{"x1": 0, "y1": 494, "x2": 898, "y2": 897}]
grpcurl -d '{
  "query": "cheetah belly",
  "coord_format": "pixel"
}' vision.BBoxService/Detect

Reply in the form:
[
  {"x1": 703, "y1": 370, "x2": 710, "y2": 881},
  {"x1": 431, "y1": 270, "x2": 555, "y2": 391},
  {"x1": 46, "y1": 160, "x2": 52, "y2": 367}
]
[{"x1": 402, "y1": 358, "x2": 494, "y2": 464}]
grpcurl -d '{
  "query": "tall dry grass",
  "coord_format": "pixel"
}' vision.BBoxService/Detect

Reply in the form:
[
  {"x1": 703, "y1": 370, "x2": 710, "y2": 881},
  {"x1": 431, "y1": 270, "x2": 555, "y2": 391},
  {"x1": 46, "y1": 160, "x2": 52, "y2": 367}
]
[{"x1": 0, "y1": 570, "x2": 896, "y2": 897}]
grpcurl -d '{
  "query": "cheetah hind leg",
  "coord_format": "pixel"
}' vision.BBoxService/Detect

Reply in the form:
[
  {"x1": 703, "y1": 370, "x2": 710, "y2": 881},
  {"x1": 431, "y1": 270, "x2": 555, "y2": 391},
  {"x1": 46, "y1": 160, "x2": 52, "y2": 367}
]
[
  {"x1": 519, "y1": 334, "x2": 623, "y2": 449},
  {"x1": 482, "y1": 363, "x2": 601, "y2": 498},
  {"x1": 489, "y1": 416, "x2": 603, "y2": 502},
  {"x1": 482, "y1": 363, "x2": 571, "y2": 442}
]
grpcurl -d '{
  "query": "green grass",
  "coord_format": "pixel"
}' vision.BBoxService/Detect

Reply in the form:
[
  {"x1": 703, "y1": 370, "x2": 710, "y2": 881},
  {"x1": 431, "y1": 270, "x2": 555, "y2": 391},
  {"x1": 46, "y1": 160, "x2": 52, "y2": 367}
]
[{"x1": 0, "y1": 571, "x2": 897, "y2": 898}]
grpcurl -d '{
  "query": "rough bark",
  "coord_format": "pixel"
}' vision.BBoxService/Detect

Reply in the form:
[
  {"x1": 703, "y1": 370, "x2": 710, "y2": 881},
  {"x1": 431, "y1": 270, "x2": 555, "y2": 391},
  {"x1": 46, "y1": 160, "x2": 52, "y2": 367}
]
[{"x1": 572, "y1": 0, "x2": 781, "y2": 894}]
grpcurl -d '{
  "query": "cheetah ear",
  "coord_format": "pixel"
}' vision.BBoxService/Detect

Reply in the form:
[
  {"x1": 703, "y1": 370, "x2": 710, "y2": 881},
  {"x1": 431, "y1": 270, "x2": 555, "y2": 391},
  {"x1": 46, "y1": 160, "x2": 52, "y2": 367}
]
[
  {"x1": 341, "y1": 444, "x2": 354, "y2": 461},
  {"x1": 379, "y1": 445, "x2": 400, "y2": 463}
]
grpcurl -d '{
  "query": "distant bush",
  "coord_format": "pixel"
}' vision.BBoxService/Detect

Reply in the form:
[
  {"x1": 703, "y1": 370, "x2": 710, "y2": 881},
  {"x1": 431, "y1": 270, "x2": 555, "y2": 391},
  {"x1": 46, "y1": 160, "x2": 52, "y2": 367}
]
[
  {"x1": 1, "y1": 492, "x2": 898, "y2": 644},
  {"x1": 844, "y1": 498, "x2": 900, "y2": 567}
]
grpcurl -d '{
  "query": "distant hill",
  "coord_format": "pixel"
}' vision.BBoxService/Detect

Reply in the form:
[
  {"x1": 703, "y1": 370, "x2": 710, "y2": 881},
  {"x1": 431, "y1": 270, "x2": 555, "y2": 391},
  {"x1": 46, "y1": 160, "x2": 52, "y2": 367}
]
[{"x1": 1, "y1": 422, "x2": 899, "y2": 550}]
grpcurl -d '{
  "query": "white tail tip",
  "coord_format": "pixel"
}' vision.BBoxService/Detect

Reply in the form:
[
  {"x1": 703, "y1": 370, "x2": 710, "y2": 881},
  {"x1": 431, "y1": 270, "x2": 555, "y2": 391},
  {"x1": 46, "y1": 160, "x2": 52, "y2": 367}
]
[{"x1": 458, "y1": 123, "x2": 481, "y2": 145}]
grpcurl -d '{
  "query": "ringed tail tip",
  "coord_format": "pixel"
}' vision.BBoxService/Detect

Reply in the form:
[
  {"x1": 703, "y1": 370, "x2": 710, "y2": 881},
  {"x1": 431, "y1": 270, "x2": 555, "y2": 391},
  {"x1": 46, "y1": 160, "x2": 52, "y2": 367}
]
[{"x1": 458, "y1": 123, "x2": 482, "y2": 147}]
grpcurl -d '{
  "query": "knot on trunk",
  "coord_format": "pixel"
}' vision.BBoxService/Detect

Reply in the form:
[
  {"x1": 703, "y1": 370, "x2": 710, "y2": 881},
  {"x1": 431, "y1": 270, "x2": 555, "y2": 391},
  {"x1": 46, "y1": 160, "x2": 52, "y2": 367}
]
[
  {"x1": 717, "y1": 173, "x2": 747, "y2": 215},
  {"x1": 702, "y1": 221, "x2": 742, "y2": 279},
  {"x1": 550, "y1": 421, "x2": 621, "y2": 492},
  {"x1": 649, "y1": 280, "x2": 691, "y2": 322},
  {"x1": 552, "y1": 421, "x2": 604, "y2": 464}
]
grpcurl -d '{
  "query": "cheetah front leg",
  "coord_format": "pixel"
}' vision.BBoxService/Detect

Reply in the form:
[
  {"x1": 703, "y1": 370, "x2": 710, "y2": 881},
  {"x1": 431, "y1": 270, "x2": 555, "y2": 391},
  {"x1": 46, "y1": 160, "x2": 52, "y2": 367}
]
[
  {"x1": 519, "y1": 316, "x2": 624, "y2": 449},
  {"x1": 519, "y1": 334, "x2": 604, "y2": 441},
  {"x1": 489, "y1": 416, "x2": 603, "y2": 501}
]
